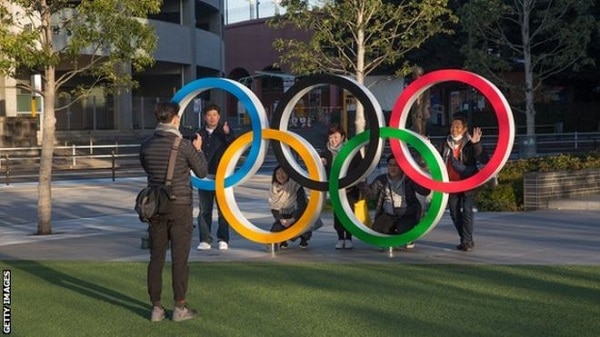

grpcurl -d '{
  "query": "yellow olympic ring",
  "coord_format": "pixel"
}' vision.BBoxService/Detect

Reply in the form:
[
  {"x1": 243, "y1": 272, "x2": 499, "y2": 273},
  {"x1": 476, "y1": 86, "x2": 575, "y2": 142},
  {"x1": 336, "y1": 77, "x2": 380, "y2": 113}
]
[{"x1": 214, "y1": 129, "x2": 326, "y2": 244}]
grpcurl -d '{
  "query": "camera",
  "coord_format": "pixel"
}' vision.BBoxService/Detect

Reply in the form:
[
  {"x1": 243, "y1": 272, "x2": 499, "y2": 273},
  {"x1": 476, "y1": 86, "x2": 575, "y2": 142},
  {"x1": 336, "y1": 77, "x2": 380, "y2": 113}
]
[{"x1": 180, "y1": 127, "x2": 198, "y2": 141}]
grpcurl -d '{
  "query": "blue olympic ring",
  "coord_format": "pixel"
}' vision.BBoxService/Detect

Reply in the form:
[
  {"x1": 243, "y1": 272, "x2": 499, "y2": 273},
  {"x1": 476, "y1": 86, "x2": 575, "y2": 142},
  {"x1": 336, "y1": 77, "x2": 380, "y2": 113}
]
[{"x1": 171, "y1": 78, "x2": 269, "y2": 190}]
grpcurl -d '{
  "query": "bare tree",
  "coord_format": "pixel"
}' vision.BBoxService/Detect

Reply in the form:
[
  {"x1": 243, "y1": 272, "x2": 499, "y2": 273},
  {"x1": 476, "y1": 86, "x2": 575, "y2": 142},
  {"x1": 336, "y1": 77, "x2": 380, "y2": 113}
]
[
  {"x1": 270, "y1": 0, "x2": 457, "y2": 134},
  {"x1": 460, "y1": 0, "x2": 595, "y2": 140}
]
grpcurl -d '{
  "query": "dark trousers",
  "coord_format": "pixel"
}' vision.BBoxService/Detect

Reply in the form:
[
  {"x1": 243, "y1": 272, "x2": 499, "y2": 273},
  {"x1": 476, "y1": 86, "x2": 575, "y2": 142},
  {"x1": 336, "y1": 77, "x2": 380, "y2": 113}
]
[
  {"x1": 448, "y1": 191, "x2": 476, "y2": 245},
  {"x1": 147, "y1": 205, "x2": 193, "y2": 304},
  {"x1": 372, "y1": 213, "x2": 418, "y2": 235},
  {"x1": 270, "y1": 221, "x2": 312, "y2": 242},
  {"x1": 333, "y1": 192, "x2": 358, "y2": 240},
  {"x1": 334, "y1": 216, "x2": 352, "y2": 240},
  {"x1": 197, "y1": 189, "x2": 229, "y2": 243}
]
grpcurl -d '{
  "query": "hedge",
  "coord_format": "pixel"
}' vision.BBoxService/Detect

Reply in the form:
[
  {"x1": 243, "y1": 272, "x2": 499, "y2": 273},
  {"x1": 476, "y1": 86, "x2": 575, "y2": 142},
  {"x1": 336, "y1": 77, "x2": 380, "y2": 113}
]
[{"x1": 477, "y1": 152, "x2": 600, "y2": 211}]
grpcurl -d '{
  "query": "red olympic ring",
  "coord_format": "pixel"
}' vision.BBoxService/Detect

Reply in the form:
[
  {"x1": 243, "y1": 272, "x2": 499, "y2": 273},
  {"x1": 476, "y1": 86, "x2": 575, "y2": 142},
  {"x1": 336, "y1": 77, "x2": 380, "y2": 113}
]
[{"x1": 389, "y1": 69, "x2": 515, "y2": 193}]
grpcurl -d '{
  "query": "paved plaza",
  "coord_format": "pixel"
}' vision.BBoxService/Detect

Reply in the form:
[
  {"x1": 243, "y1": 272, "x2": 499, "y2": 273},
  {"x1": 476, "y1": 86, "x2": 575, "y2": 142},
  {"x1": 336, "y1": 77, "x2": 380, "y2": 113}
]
[{"x1": 0, "y1": 176, "x2": 599, "y2": 264}]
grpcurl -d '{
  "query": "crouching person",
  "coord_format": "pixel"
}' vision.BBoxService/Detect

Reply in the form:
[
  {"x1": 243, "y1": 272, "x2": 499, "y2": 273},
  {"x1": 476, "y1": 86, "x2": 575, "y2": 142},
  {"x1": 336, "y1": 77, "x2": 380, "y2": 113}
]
[
  {"x1": 359, "y1": 155, "x2": 430, "y2": 249},
  {"x1": 268, "y1": 166, "x2": 312, "y2": 249}
]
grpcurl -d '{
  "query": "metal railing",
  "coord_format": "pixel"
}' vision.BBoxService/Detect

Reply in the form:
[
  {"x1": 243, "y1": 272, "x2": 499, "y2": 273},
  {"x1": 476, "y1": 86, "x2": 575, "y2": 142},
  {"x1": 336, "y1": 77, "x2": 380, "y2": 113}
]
[
  {"x1": 427, "y1": 132, "x2": 600, "y2": 159},
  {"x1": 0, "y1": 143, "x2": 141, "y2": 185},
  {"x1": 1, "y1": 132, "x2": 598, "y2": 185}
]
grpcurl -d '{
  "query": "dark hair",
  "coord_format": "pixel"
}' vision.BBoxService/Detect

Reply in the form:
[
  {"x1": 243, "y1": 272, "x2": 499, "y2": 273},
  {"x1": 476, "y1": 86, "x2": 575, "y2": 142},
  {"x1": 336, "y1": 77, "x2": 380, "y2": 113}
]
[
  {"x1": 203, "y1": 103, "x2": 221, "y2": 116},
  {"x1": 386, "y1": 154, "x2": 396, "y2": 163},
  {"x1": 451, "y1": 115, "x2": 468, "y2": 127},
  {"x1": 155, "y1": 102, "x2": 179, "y2": 123},
  {"x1": 271, "y1": 165, "x2": 287, "y2": 184},
  {"x1": 327, "y1": 124, "x2": 346, "y2": 138}
]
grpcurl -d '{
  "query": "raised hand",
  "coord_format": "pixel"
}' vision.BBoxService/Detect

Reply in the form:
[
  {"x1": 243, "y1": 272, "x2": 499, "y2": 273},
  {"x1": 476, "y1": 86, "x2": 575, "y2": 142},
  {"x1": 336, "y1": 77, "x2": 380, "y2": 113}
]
[
  {"x1": 193, "y1": 133, "x2": 202, "y2": 151},
  {"x1": 469, "y1": 127, "x2": 482, "y2": 143},
  {"x1": 223, "y1": 121, "x2": 230, "y2": 134}
]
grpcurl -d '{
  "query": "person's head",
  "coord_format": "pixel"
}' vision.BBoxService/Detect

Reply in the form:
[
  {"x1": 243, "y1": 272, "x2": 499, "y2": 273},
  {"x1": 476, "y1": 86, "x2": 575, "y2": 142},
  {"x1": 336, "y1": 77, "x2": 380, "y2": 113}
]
[
  {"x1": 386, "y1": 155, "x2": 404, "y2": 180},
  {"x1": 203, "y1": 104, "x2": 222, "y2": 129},
  {"x1": 450, "y1": 116, "x2": 468, "y2": 141},
  {"x1": 155, "y1": 102, "x2": 180, "y2": 126},
  {"x1": 272, "y1": 165, "x2": 289, "y2": 185},
  {"x1": 327, "y1": 124, "x2": 346, "y2": 148}
]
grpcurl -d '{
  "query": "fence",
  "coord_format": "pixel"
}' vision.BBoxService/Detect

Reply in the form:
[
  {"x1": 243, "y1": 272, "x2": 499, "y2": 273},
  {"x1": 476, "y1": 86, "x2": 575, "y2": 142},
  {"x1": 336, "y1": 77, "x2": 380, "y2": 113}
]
[
  {"x1": 428, "y1": 132, "x2": 600, "y2": 159},
  {"x1": 1, "y1": 132, "x2": 599, "y2": 185},
  {"x1": 0, "y1": 143, "x2": 140, "y2": 185}
]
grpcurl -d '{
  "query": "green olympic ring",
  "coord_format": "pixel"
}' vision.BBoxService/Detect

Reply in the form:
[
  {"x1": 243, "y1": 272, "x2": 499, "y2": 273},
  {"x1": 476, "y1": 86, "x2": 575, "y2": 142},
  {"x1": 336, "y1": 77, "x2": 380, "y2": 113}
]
[{"x1": 328, "y1": 127, "x2": 449, "y2": 247}]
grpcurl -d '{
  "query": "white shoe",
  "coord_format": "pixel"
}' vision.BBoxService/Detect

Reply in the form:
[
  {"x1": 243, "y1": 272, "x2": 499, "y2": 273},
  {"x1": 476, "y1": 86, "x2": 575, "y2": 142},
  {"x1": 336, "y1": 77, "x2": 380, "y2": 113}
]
[
  {"x1": 197, "y1": 242, "x2": 211, "y2": 251},
  {"x1": 405, "y1": 242, "x2": 416, "y2": 250},
  {"x1": 218, "y1": 241, "x2": 229, "y2": 250},
  {"x1": 344, "y1": 240, "x2": 354, "y2": 249},
  {"x1": 335, "y1": 240, "x2": 344, "y2": 250}
]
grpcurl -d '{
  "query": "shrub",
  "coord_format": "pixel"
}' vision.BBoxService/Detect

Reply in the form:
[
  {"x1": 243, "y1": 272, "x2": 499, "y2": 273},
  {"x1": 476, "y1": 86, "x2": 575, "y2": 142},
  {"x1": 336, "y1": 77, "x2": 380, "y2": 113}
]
[{"x1": 476, "y1": 153, "x2": 600, "y2": 211}]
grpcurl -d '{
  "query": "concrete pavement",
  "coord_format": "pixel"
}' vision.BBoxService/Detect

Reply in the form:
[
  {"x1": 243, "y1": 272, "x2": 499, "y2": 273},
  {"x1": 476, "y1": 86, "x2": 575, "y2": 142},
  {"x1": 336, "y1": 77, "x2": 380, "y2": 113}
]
[{"x1": 1, "y1": 175, "x2": 599, "y2": 264}]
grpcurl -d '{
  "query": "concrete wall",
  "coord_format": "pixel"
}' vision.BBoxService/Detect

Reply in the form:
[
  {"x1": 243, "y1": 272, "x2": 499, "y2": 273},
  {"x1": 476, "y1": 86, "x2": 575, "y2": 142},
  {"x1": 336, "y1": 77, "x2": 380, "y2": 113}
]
[{"x1": 523, "y1": 169, "x2": 600, "y2": 210}]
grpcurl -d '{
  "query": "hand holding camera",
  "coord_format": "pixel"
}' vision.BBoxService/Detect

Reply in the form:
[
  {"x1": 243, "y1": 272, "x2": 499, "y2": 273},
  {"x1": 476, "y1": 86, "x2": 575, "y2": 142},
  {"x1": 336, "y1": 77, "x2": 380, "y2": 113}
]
[{"x1": 192, "y1": 133, "x2": 202, "y2": 151}]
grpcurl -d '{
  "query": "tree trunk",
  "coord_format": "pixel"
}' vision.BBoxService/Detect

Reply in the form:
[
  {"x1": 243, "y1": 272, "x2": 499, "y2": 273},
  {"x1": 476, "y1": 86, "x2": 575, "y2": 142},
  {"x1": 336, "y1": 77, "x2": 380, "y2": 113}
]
[
  {"x1": 37, "y1": 66, "x2": 55, "y2": 235},
  {"x1": 355, "y1": 26, "x2": 366, "y2": 135},
  {"x1": 522, "y1": 0, "x2": 535, "y2": 137},
  {"x1": 37, "y1": 8, "x2": 56, "y2": 235},
  {"x1": 521, "y1": 0, "x2": 536, "y2": 157}
]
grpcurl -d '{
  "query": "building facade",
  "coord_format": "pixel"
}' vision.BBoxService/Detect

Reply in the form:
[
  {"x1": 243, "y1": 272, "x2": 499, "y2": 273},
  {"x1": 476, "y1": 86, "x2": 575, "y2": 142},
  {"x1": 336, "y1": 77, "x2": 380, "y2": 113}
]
[
  {"x1": 224, "y1": 18, "x2": 345, "y2": 130},
  {"x1": 0, "y1": 0, "x2": 226, "y2": 144}
]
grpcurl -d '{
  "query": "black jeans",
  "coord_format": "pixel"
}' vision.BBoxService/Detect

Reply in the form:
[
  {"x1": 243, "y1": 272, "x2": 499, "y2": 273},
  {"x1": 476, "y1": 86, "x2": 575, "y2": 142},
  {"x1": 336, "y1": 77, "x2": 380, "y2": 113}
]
[
  {"x1": 448, "y1": 190, "x2": 476, "y2": 245},
  {"x1": 334, "y1": 215, "x2": 353, "y2": 241},
  {"x1": 147, "y1": 205, "x2": 193, "y2": 304}
]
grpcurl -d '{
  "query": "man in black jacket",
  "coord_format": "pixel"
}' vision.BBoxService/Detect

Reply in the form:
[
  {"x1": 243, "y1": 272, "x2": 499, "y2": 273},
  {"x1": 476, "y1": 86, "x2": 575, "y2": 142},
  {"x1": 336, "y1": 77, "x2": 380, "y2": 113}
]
[
  {"x1": 440, "y1": 115, "x2": 489, "y2": 252},
  {"x1": 196, "y1": 104, "x2": 235, "y2": 251},
  {"x1": 360, "y1": 155, "x2": 431, "y2": 236},
  {"x1": 140, "y1": 102, "x2": 208, "y2": 322}
]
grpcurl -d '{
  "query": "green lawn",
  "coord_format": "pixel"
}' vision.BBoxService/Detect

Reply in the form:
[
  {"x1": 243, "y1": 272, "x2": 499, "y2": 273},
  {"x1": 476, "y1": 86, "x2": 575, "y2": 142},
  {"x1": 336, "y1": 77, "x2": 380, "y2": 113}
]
[{"x1": 4, "y1": 261, "x2": 600, "y2": 337}]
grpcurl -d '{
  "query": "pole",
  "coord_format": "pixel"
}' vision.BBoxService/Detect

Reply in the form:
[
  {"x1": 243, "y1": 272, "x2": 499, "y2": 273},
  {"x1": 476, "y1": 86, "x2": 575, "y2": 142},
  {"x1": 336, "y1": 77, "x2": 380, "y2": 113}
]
[
  {"x1": 5, "y1": 155, "x2": 10, "y2": 186},
  {"x1": 341, "y1": 90, "x2": 348, "y2": 135},
  {"x1": 72, "y1": 144, "x2": 76, "y2": 167},
  {"x1": 111, "y1": 150, "x2": 116, "y2": 181}
]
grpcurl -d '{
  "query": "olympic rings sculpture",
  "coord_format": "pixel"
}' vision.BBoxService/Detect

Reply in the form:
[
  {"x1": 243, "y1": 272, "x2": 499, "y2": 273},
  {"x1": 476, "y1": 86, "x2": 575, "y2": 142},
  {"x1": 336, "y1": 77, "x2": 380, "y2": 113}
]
[{"x1": 171, "y1": 70, "x2": 515, "y2": 247}]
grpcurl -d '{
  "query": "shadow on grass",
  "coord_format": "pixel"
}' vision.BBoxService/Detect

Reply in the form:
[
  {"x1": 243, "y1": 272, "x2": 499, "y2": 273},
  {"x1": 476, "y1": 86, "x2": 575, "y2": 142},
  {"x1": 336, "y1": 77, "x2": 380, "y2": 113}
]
[{"x1": 4, "y1": 259, "x2": 149, "y2": 319}]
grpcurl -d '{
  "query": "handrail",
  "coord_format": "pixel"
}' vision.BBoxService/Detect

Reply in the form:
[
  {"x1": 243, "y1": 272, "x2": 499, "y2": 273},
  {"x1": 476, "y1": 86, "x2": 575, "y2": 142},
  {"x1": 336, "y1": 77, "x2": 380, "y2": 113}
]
[{"x1": 1, "y1": 132, "x2": 598, "y2": 170}]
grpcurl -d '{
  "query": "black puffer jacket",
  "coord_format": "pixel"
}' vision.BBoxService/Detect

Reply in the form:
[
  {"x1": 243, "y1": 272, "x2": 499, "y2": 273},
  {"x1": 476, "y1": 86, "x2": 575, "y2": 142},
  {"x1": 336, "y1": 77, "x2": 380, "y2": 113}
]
[
  {"x1": 140, "y1": 130, "x2": 208, "y2": 207},
  {"x1": 197, "y1": 125, "x2": 235, "y2": 175}
]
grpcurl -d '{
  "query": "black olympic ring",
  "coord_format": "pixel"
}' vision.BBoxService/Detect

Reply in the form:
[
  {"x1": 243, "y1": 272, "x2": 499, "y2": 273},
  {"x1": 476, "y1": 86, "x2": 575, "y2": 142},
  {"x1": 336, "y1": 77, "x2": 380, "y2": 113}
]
[{"x1": 270, "y1": 74, "x2": 384, "y2": 191}]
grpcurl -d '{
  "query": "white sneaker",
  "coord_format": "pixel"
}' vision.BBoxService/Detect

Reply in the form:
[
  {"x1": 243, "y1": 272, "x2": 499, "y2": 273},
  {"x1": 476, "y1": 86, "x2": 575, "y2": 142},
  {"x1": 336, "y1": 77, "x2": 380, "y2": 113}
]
[
  {"x1": 344, "y1": 240, "x2": 354, "y2": 249},
  {"x1": 197, "y1": 242, "x2": 211, "y2": 251},
  {"x1": 405, "y1": 242, "x2": 416, "y2": 250},
  {"x1": 218, "y1": 241, "x2": 229, "y2": 250},
  {"x1": 335, "y1": 240, "x2": 344, "y2": 250}
]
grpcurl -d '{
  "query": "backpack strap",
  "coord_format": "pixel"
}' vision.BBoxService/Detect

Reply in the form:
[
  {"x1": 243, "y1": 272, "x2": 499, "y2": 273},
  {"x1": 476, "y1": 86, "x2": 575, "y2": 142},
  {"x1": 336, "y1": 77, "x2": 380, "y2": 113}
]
[{"x1": 165, "y1": 137, "x2": 182, "y2": 186}]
